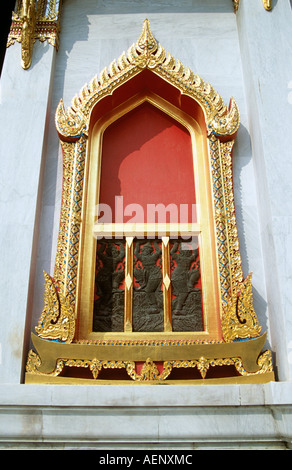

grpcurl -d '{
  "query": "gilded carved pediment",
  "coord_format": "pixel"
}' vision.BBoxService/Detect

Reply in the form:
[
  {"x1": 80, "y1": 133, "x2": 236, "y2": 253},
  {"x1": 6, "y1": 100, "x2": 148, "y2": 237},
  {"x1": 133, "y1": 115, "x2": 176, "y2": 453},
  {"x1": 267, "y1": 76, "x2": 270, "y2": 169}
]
[{"x1": 56, "y1": 19, "x2": 240, "y2": 141}]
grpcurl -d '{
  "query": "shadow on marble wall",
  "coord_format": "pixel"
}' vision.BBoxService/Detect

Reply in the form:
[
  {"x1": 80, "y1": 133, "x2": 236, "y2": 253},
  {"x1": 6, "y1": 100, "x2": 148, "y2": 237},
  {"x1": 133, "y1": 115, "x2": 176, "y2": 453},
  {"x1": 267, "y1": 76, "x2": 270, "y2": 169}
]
[
  {"x1": 232, "y1": 123, "x2": 251, "y2": 276},
  {"x1": 28, "y1": 42, "x2": 50, "y2": 70},
  {"x1": 232, "y1": 123, "x2": 270, "y2": 348}
]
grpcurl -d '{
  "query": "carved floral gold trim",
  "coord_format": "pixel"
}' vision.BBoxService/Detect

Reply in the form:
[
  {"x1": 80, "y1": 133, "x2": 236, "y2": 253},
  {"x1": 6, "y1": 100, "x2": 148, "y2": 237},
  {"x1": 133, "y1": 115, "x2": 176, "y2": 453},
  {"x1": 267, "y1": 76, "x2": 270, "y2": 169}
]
[
  {"x1": 26, "y1": 19, "x2": 274, "y2": 383},
  {"x1": 26, "y1": 348, "x2": 273, "y2": 382}
]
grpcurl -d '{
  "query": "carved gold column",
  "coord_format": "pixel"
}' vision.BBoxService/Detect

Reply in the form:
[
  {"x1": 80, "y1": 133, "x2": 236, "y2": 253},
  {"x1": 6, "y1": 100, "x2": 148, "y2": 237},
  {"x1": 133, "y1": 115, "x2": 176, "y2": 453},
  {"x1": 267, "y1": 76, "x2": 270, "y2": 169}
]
[
  {"x1": 162, "y1": 237, "x2": 172, "y2": 332},
  {"x1": 20, "y1": 0, "x2": 36, "y2": 69},
  {"x1": 7, "y1": 0, "x2": 62, "y2": 69},
  {"x1": 124, "y1": 237, "x2": 134, "y2": 333}
]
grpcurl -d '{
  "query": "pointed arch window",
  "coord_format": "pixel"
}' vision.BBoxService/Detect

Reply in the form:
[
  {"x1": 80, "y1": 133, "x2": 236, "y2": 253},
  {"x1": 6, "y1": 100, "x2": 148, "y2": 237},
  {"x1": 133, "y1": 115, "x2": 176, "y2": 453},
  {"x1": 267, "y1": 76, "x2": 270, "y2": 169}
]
[{"x1": 78, "y1": 91, "x2": 220, "y2": 341}]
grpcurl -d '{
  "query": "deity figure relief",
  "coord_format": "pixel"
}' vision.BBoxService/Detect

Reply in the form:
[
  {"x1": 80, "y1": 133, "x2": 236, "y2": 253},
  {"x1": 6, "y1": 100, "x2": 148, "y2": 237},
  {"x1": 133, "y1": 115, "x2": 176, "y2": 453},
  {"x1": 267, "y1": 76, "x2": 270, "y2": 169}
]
[
  {"x1": 93, "y1": 240, "x2": 125, "y2": 331},
  {"x1": 133, "y1": 240, "x2": 163, "y2": 331},
  {"x1": 134, "y1": 240, "x2": 162, "y2": 314},
  {"x1": 170, "y1": 239, "x2": 203, "y2": 331}
]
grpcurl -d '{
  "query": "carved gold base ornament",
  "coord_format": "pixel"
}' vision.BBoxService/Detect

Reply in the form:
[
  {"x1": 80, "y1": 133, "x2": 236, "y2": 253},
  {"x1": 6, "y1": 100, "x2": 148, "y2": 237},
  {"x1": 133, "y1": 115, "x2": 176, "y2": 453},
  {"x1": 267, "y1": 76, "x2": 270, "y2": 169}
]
[
  {"x1": 25, "y1": 19, "x2": 274, "y2": 384},
  {"x1": 26, "y1": 332, "x2": 273, "y2": 384}
]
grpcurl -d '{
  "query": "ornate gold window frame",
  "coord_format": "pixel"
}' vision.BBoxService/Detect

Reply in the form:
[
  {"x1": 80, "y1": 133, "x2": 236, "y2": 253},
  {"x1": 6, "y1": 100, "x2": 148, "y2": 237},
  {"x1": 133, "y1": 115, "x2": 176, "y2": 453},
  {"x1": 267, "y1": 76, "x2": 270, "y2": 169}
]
[
  {"x1": 78, "y1": 91, "x2": 220, "y2": 342},
  {"x1": 26, "y1": 20, "x2": 274, "y2": 384}
]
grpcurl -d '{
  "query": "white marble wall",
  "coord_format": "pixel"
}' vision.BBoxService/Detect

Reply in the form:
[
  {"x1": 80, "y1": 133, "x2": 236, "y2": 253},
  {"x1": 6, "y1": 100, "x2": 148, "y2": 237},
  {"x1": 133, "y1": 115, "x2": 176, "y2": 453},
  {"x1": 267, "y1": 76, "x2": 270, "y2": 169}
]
[
  {"x1": 237, "y1": 0, "x2": 292, "y2": 381},
  {"x1": 0, "y1": 382, "x2": 291, "y2": 449},
  {"x1": 0, "y1": 41, "x2": 56, "y2": 383}
]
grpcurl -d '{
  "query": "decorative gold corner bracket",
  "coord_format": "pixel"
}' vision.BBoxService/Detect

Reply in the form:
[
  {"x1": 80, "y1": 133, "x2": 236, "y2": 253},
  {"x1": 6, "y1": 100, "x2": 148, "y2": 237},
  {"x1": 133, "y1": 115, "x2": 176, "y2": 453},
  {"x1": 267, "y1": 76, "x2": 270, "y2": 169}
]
[
  {"x1": 35, "y1": 272, "x2": 75, "y2": 343},
  {"x1": 233, "y1": 0, "x2": 272, "y2": 12},
  {"x1": 6, "y1": 0, "x2": 61, "y2": 69}
]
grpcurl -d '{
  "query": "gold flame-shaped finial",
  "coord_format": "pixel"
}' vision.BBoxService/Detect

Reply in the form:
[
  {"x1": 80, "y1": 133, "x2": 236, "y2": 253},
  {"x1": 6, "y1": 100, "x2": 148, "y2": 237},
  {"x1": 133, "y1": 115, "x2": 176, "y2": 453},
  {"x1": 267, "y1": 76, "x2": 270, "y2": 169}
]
[{"x1": 136, "y1": 19, "x2": 158, "y2": 57}]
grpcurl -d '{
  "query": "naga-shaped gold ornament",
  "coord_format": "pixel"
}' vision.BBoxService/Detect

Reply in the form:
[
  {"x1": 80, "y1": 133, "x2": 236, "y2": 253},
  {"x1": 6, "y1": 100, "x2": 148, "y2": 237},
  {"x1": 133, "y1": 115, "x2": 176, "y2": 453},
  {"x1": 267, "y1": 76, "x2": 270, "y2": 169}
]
[
  {"x1": 222, "y1": 273, "x2": 262, "y2": 342},
  {"x1": 20, "y1": 0, "x2": 36, "y2": 69}
]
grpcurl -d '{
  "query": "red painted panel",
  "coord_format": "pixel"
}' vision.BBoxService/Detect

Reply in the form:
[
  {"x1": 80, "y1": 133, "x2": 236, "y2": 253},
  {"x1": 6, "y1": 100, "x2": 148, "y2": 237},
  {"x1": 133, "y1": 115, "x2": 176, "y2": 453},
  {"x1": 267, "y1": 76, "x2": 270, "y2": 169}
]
[{"x1": 99, "y1": 102, "x2": 196, "y2": 223}]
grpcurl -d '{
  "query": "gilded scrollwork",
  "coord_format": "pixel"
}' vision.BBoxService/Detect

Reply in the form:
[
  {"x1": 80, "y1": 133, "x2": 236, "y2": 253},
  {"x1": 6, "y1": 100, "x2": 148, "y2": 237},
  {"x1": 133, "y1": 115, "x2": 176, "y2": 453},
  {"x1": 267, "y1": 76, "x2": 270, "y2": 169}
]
[
  {"x1": 209, "y1": 136, "x2": 262, "y2": 341},
  {"x1": 126, "y1": 358, "x2": 168, "y2": 381},
  {"x1": 26, "y1": 353, "x2": 172, "y2": 381},
  {"x1": 169, "y1": 350, "x2": 273, "y2": 379},
  {"x1": 234, "y1": 350, "x2": 273, "y2": 376},
  {"x1": 53, "y1": 137, "x2": 86, "y2": 306},
  {"x1": 26, "y1": 350, "x2": 65, "y2": 376},
  {"x1": 26, "y1": 348, "x2": 273, "y2": 381},
  {"x1": 218, "y1": 139, "x2": 244, "y2": 296},
  {"x1": 222, "y1": 273, "x2": 262, "y2": 342},
  {"x1": 35, "y1": 272, "x2": 75, "y2": 343}
]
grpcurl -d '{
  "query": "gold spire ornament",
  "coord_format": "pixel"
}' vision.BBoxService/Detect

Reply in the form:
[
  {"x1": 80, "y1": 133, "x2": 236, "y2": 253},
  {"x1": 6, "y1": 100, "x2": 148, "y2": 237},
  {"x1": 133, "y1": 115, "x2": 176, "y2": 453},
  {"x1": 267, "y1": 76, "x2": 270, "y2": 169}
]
[
  {"x1": 136, "y1": 18, "x2": 158, "y2": 62},
  {"x1": 222, "y1": 273, "x2": 262, "y2": 342},
  {"x1": 263, "y1": 0, "x2": 272, "y2": 10},
  {"x1": 233, "y1": 0, "x2": 240, "y2": 12},
  {"x1": 20, "y1": 0, "x2": 36, "y2": 69}
]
